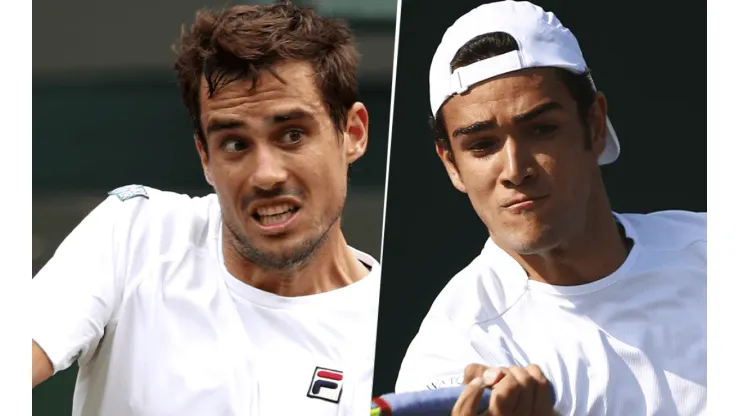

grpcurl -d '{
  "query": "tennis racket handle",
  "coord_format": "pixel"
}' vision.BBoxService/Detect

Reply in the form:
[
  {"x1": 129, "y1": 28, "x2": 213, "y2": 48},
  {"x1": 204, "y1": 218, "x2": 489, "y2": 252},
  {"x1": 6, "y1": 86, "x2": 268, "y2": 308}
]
[
  {"x1": 371, "y1": 383, "x2": 556, "y2": 416},
  {"x1": 371, "y1": 386, "x2": 490, "y2": 416}
]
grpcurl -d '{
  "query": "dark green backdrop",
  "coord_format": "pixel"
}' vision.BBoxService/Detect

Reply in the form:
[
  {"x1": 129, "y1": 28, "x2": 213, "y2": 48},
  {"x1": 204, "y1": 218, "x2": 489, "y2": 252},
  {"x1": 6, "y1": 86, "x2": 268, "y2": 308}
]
[
  {"x1": 33, "y1": 76, "x2": 390, "y2": 194},
  {"x1": 372, "y1": 0, "x2": 706, "y2": 397}
]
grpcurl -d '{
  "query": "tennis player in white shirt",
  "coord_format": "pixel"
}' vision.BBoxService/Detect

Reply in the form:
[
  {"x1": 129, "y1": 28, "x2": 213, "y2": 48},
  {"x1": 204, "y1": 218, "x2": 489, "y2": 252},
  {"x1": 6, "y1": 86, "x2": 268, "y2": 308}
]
[
  {"x1": 32, "y1": 2, "x2": 381, "y2": 415},
  {"x1": 394, "y1": 2, "x2": 707, "y2": 415}
]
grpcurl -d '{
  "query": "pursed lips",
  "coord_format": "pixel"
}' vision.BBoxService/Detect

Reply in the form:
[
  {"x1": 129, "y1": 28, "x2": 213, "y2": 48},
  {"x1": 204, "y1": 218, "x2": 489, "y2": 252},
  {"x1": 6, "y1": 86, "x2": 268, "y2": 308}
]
[{"x1": 500, "y1": 194, "x2": 548, "y2": 208}]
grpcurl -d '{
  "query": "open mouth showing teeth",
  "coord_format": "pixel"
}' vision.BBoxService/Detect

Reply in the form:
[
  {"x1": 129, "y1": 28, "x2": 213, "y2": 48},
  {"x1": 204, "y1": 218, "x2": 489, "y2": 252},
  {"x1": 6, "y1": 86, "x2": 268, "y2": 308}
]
[{"x1": 252, "y1": 203, "x2": 300, "y2": 226}]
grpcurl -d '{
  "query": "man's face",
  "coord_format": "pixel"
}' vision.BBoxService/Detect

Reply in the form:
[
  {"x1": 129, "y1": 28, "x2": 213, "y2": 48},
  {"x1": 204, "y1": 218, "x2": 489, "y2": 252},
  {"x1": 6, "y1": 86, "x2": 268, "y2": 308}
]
[
  {"x1": 197, "y1": 61, "x2": 368, "y2": 269},
  {"x1": 438, "y1": 68, "x2": 607, "y2": 254}
]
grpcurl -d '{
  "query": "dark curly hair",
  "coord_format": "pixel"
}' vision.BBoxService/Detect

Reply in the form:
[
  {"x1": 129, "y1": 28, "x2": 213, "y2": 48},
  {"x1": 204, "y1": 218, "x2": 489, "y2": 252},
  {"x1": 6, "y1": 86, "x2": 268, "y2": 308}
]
[{"x1": 173, "y1": 1, "x2": 360, "y2": 150}]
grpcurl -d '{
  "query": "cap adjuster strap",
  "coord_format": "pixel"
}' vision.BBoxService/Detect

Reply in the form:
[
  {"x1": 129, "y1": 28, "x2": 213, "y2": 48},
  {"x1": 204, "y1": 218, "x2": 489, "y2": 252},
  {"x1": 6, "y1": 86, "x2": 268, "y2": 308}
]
[{"x1": 448, "y1": 50, "x2": 523, "y2": 95}]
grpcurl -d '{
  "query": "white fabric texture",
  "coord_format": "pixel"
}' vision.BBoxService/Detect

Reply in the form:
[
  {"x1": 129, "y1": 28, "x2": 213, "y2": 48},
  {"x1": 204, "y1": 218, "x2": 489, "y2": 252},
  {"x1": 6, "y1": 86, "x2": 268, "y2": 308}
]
[
  {"x1": 32, "y1": 186, "x2": 380, "y2": 416},
  {"x1": 396, "y1": 211, "x2": 707, "y2": 416}
]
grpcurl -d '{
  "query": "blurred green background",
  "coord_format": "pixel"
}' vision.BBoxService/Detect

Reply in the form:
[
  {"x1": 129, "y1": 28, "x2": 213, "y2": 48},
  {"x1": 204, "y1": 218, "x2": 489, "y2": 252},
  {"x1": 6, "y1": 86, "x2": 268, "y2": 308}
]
[{"x1": 32, "y1": 0, "x2": 396, "y2": 414}]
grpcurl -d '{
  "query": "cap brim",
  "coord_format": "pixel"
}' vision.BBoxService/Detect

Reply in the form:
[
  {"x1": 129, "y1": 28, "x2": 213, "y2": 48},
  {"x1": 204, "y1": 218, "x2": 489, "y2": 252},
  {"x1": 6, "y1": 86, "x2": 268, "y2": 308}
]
[{"x1": 599, "y1": 117, "x2": 620, "y2": 165}]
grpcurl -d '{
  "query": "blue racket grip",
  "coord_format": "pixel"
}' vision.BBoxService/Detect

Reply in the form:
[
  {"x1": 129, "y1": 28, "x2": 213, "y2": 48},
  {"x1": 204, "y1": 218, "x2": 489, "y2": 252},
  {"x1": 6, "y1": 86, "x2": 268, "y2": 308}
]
[
  {"x1": 373, "y1": 383, "x2": 556, "y2": 416},
  {"x1": 372, "y1": 386, "x2": 490, "y2": 416}
]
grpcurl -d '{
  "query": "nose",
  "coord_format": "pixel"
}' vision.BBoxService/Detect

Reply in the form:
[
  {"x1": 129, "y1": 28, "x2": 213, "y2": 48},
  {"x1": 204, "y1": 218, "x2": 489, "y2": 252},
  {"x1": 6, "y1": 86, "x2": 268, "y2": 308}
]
[
  {"x1": 249, "y1": 146, "x2": 288, "y2": 190},
  {"x1": 498, "y1": 137, "x2": 536, "y2": 187}
]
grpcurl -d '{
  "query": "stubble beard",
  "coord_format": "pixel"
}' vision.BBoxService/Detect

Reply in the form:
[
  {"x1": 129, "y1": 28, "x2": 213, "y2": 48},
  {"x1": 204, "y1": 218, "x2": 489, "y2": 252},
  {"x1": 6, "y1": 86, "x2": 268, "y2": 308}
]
[{"x1": 223, "y1": 199, "x2": 344, "y2": 272}]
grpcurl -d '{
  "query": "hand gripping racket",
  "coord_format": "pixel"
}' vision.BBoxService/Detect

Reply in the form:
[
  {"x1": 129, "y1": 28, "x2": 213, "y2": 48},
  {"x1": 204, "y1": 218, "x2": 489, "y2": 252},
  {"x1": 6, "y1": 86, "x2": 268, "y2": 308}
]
[{"x1": 370, "y1": 383, "x2": 556, "y2": 416}]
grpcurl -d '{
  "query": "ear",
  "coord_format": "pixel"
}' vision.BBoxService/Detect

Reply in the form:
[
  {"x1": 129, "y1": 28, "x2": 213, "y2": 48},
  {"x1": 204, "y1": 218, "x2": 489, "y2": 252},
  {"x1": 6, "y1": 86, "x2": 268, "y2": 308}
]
[
  {"x1": 589, "y1": 92, "x2": 609, "y2": 159},
  {"x1": 436, "y1": 142, "x2": 467, "y2": 193},
  {"x1": 195, "y1": 134, "x2": 214, "y2": 186},
  {"x1": 343, "y1": 102, "x2": 369, "y2": 164}
]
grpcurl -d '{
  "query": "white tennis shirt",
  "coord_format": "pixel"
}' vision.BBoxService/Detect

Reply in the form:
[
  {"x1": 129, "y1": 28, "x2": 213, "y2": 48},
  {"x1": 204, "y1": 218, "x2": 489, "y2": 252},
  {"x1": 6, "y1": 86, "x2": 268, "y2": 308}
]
[
  {"x1": 396, "y1": 211, "x2": 706, "y2": 416},
  {"x1": 32, "y1": 185, "x2": 381, "y2": 416}
]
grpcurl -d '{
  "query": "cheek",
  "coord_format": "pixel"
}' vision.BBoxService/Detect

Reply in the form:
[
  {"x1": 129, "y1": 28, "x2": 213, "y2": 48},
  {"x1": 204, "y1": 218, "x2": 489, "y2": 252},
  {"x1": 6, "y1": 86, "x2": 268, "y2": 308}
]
[
  {"x1": 209, "y1": 163, "x2": 241, "y2": 197},
  {"x1": 295, "y1": 143, "x2": 347, "y2": 196},
  {"x1": 457, "y1": 158, "x2": 499, "y2": 202},
  {"x1": 541, "y1": 153, "x2": 590, "y2": 204}
]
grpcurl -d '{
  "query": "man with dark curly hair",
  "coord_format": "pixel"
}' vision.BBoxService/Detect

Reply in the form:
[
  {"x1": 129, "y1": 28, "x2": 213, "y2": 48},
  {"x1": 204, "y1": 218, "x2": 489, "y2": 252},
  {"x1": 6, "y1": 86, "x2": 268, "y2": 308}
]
[{"x1": 31, "y1": 2, "x2": 381, "y2": 415}]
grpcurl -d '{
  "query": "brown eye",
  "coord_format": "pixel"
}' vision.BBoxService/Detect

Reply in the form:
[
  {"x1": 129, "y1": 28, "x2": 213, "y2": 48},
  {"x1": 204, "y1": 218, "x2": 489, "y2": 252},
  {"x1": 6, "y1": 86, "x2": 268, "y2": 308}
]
[
  {"x1": 531, "y1": 124, "x2": 558, "y2": 136},
  {"x1": 471, "y1": 141, "x2": 494, "y2": 151},
  {"x1": 222, "y1": 138, "x2": 248, "y2": 153},
  {"x1": 280, "y1": 129, "x2": 304, "y2": 145},
  {"x1": 467, "y1": 138, "x2": 499, "y2": 155}
]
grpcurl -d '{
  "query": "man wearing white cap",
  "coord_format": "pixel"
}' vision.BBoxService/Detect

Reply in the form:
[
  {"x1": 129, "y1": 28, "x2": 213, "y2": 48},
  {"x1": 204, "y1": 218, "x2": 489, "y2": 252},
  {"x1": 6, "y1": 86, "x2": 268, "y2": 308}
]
[{"x1": 394, "y1": 1, "x2": 707, "y2": 415}]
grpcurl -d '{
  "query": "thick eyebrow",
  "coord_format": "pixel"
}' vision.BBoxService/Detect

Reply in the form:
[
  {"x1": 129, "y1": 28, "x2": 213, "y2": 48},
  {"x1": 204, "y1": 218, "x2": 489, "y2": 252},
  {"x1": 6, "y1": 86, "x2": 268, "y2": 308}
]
[
  {"x1": 511, "y1": 101, "x2": 564, "y2": 123},
  {"x1": 452, "y1": 120, "x2": 498, "y2": 138},
  {"x1": 451, "y1": 101, "x2": 565, "y2": 139},
  {"x1": 267, "y1": 109, "x2": 315, "y2": 126},
  {"x1": 206, "y1": 119, "x2": 244, "y2": 136},
  {"x1": 205, "y1": 108, "x2": 316, "y2": 136}
]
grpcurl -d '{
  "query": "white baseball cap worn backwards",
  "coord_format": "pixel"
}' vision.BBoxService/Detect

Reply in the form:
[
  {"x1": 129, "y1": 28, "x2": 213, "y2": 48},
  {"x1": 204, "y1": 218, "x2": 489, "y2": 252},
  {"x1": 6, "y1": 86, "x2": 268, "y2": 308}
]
[{"x1": 429, "y1": 0, "x2": 620, "y2": 165}]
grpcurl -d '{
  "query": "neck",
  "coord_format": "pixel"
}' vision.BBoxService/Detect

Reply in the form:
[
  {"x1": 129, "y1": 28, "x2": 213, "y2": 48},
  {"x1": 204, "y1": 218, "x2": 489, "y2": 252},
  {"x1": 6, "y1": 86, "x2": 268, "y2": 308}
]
[
  {"x1": 501, "y1": 186, "x2": 629, "y2": 287},
  {"x1": 222, "y1": 223, "x2": 369, "y2": 297}
]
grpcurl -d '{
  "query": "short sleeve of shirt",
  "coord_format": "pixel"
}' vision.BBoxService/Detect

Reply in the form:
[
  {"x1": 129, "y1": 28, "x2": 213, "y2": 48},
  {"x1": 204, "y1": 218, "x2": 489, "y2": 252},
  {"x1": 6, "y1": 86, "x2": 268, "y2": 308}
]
[
  {"x1": 32, "y1": 195, "x2": 130, "y2": 374},
  {"x1": 395, "y1": 310, "x2": 484, "y2": 393}
]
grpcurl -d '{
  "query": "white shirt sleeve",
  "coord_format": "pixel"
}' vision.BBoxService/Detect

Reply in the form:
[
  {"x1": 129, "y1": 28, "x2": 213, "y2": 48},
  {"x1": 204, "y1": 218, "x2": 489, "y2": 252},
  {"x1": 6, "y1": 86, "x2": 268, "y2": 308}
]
[
  {"x1": 395, "y1": 310, "x2": 485, "y2": 393},
  {"x1": 32, "y1": 195, "x2": 129, "y2": 374}
]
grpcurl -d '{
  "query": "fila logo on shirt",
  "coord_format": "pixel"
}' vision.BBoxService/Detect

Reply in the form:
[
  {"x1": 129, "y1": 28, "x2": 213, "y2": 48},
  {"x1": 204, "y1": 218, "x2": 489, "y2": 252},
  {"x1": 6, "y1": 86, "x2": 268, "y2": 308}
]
[{"x1": 307, "y1": 367, "x2": 343, "y2": 403}]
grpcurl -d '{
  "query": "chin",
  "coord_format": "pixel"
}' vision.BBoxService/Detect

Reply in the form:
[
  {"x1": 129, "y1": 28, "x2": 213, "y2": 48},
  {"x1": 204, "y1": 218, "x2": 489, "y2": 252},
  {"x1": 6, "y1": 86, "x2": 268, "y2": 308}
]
[
  {"x1": 226, "y1": 218, "x2": 328, "y2": 270},
  {"x1": 263, "y1": 236, "x2": 313, "y2": 255},
  {"x1": 491, "y1": 222, "x2": 560, "y2": 255},
  {"x1": 243, "y1": 236, "x2": 324, "y2": 271},
  {"x1": 506, "y1": 241, "x2": 557, "y2": 255}
]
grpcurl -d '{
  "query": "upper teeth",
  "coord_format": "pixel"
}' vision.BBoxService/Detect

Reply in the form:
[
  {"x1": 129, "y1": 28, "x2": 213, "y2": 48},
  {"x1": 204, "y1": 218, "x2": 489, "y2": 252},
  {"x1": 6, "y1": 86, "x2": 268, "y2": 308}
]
[{"x1": 256, "y1": 204, "x2": 293, "y2": 217}]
